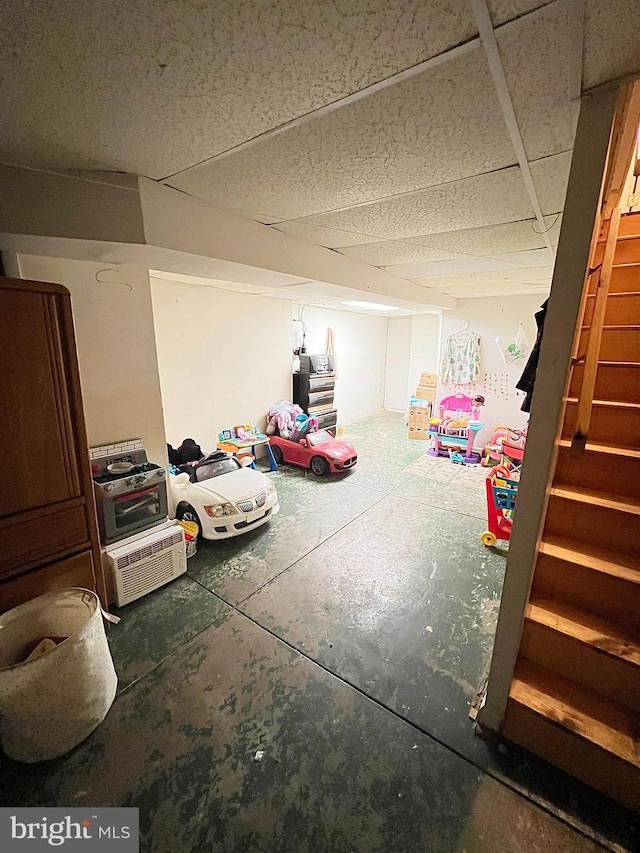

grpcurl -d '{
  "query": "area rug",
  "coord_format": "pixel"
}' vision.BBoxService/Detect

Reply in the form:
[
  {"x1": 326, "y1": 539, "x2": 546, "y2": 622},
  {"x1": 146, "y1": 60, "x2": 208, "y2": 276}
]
[{"x1": 405, "y1": 453, "x2": 489, "y2": 488}]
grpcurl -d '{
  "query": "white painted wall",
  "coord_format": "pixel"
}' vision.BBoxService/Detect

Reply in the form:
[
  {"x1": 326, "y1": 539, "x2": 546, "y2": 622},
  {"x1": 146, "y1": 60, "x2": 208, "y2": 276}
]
[
  {"x1": 407, "y1": 313, "x2": 441, "y2": 401},
  {"x1": 296, "y1": 305, "x2": 387, "y2": 424},
  {"x1": 383, "y1": 318, "x2": 411, "y2": 411},
  {"x1": 16, "y1": 255, "x2": 168, "y2": 466},
  {"x1": 151, "y1": 279, "x2": 291, "y2": 449},
  {"x1": 437, "y1": 294, "x2": 546, "y2": 446}
]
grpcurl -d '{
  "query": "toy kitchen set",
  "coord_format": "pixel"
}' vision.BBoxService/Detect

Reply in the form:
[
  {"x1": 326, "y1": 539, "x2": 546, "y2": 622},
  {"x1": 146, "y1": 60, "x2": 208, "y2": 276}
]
[{"x1": 90, "y1": 439, "x2": 186, "y2": 607}]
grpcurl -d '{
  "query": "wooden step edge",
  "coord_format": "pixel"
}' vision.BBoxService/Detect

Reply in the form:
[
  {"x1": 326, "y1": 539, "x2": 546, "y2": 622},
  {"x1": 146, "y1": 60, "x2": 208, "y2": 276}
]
[
  {"x1": 549, "y1": 485, "x2": 640, "y2": 515},
  {"x1": 581, "y1": 324, "x2": 640, "y2": 331},
  {"x1": 510, "y1": 661, "x2": 640, "y2": 768},
  {"x1": 526, "y1": 595, "x2": 640, "y2": 666},
  {"x1": 539, "y1": 537, "x2": 640, "y2": 579},
  {"x1": 585, "y1": 291, "x2": 640, "y2": 298},
  {"x1": 564, "y1": 397, "x2": 640, "y2": 410},
  {"x1": 556, "y1": 438, "x2": 640, "y2": 458}
]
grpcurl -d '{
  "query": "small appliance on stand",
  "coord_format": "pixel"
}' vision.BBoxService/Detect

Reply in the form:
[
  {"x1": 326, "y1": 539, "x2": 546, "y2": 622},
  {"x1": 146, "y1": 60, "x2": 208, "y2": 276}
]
[{"x1": 90, "y1": 439, "x2": 186, "y2": 606}]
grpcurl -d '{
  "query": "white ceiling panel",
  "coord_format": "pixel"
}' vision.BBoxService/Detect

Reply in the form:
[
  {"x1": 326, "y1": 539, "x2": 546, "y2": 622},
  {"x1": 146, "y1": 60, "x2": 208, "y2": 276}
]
[
  {"x1": 409, "y1": 215, "x2": 561, "y2": 254},
  {"x1": 337, "y1": 241, "x2": 459, "y2": 266},
  {"x1": 490, "y1": 247, "x2": 554, "y2": 265},
  {"x1": 270, "y1": 221, "x2": 381, "y2": 249},
  {"x1": 0, "y1": 1, "x2": 478, "y2": 178},
  {"x1": 530, "y1": 151, "x2": 572, "y2": 214},
  {"x1": 302, "y1": 166, "x2": 534, "y2": 240},
  {"x1": 411, "y1": 265, "x2": 553, "y2": 291},
  {"x1": 0, "y1": 122, "x2": 113, "y2": 172},
  {"x1": 167, "y1": 45, "x2": 516, "y2": 220},
  {"x1": 497, "y1": 1, "x2": 577, "y2": 161},
  {"x1": 583, "y1": 0, "x2": 640, "y2": 90},
  {"x1": 487, "y1": 1, "x2": 553, "y2": 26},
  {"x1": 384, "y1": 255, "x2": 523, "y2": 279}
]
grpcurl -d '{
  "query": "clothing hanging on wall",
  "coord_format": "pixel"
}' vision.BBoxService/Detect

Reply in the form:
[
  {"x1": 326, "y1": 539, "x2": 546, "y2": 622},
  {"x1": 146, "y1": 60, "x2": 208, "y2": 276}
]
[
  {"x1": 440, "y1": 327, "x2": 481, "y2": 384},
  {"x1": 516, "y1": 298, "x2": 549, "y2": 412}
]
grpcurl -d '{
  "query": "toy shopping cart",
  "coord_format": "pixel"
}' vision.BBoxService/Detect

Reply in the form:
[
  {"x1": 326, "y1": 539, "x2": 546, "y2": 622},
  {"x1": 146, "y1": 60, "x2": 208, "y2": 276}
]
[{"x1": 481, "y1": 465, "x2": 519, "y2": 547}]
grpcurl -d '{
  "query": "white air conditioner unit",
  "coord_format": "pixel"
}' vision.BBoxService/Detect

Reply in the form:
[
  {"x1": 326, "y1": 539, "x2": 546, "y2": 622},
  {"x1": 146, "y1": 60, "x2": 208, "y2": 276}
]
[{"x1": 103, "y1": 523, "x2": 187, "y2": 606}]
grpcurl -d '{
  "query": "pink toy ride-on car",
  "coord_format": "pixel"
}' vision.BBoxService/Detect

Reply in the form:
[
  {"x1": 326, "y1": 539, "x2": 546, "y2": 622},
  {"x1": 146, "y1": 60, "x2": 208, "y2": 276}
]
[{"x1": 269, "y1": 430, "x2": 357, "y2": 476}]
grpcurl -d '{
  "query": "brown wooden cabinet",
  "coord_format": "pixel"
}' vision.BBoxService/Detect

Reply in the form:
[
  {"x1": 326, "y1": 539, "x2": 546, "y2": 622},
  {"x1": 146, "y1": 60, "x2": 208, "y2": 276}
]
[{"x1": 0, "y1": 276, "x2": 105, "y2": 612}]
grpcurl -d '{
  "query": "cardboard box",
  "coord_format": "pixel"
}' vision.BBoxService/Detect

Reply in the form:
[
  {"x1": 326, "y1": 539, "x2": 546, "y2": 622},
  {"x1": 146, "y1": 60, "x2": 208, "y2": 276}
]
[
  {"x1": 415, "y1": 385, "x2": 437, "y2": 402},
  {"x1": 407, "y1": 423, "x2": 430, "y2": 440},
  {"x1": 418, "y1": 372, "x2": 437, "y2": 388},
  {"x1": 407, "y1": 404, "x2": 432, "y2": 439}
]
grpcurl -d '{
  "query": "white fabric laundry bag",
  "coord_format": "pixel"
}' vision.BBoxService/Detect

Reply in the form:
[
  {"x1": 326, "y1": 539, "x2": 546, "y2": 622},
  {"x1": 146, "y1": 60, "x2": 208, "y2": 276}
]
[{"x1": 0, "y1": 588, "x2": 118, "y2": 763}]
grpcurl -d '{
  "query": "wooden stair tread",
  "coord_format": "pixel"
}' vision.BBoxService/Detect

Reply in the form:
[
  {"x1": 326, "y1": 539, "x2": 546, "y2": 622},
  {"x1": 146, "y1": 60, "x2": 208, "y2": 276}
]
[
  {"x1": 582, "y1": 324, "x2": 640, "y2": 331},
  {"x1": 527, "y1": 594, "x2": 640, "y2": 662},
  {"x1": 556, "y1": 438, "x2": 640, "y2": 459},
  {"x1": 564, "y1": 397, "x2": 640, "y2": 410},
  {"x1": 585, "y1": 291, "x2": 640, "y2": 297},
  {"x1": 510, "y1": 660, "x2": 640, "y2": 768},
  {"x1": 539, "y1": 536, "x2": 640, "y2": 580},
  {"x1": 549, "y1": 485, "x2": 640, "y2": 514}
]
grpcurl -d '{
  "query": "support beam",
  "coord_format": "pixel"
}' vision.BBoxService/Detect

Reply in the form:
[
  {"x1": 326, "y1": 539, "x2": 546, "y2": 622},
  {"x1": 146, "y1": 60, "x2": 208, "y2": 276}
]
[
  {"x1": 478, "y1": 86, "x2": 618, "y2": 733},
  {"x1": 0, "y1": 164, "x2": 455, "y2": 310},
  {"x1": 469, "y1": 0, "x2": 554, "y2": 256}
]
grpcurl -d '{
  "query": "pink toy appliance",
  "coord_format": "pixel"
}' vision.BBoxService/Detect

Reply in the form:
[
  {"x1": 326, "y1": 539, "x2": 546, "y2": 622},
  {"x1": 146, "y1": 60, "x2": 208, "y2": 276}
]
[{"x1": 427, "y1": 393, "x2": 485, "y2": 464}]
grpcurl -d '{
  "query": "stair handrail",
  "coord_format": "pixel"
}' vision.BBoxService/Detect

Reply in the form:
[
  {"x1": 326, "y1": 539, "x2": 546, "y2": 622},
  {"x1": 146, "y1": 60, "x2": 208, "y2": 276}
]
[{"x1": 570, "y1": 206, "x2": 621, "y2": 455}]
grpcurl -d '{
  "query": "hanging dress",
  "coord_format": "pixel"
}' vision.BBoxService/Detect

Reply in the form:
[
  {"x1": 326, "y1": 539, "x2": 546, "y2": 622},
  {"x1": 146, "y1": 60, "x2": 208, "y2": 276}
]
[{"x1": 440, "y1": 329, "x2": 481, "y2": 385}]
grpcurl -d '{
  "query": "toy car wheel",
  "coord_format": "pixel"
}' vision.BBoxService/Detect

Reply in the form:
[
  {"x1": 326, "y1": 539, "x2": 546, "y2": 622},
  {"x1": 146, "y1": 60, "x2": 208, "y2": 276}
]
[
  {"x1": 310, "y1": 455, "x2": 329, "y2": 476},
  {"x1": 481, "y1": 531, "x2": 497, "y2": 547},
  {"x1": 177, "y1": 504, "x2": 202, "y2": 540},
  {"x1": 271, "y1": 445, "x2": 284, "y2": 465}
]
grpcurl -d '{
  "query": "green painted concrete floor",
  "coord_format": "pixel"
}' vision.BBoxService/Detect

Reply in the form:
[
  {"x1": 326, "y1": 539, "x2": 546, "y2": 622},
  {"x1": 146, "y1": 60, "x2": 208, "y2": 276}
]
[{"x1": 1, "y1": 412, "x2": 637, "y2": 852}]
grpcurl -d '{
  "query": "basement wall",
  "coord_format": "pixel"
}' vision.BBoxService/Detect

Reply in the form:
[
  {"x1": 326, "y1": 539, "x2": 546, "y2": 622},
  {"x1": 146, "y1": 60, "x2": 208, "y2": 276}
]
[
  {"x1": 296, "y1": 305, "x2": 387, "y2": 424},
  {"x1": 15, "y1": 254, "x2": 167, "y2": 466},
  {"x1": 383, "y1": 317, "x2": 412, "y2": 411},
  {"x1": 151, "y1": 279, "x2": 291, "y2": 450},
  {"x1": 437, "y1": 294, "x2": 544, "y2": 445}
]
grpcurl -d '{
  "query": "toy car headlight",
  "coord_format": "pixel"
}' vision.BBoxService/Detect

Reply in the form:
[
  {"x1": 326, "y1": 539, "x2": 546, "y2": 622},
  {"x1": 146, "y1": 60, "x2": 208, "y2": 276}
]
[
  {"x1": 204, "y1": 503, "x2": 234, "y2": 518},
  {"x1": 266, "y1": 483, "x2": 276, "y2": 496}
]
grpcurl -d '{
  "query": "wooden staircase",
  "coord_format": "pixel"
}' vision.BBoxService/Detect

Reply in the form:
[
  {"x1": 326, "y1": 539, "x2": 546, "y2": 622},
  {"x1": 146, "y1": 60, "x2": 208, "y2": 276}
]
[{"x1": 502, "y1": 211, "x2": 640, "y2": 813}]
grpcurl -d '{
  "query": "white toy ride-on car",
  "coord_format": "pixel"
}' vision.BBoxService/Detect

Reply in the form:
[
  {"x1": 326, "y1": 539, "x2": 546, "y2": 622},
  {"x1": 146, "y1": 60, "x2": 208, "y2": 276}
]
[{"x1": 170, "y1": 451, "x2": 279, "y2": 540}]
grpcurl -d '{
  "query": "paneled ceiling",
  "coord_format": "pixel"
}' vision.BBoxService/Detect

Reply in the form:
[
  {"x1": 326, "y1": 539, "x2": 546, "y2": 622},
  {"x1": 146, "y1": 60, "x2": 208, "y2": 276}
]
[{"x1": 1, "y1": 0, "x2": 639, "y2": 303}]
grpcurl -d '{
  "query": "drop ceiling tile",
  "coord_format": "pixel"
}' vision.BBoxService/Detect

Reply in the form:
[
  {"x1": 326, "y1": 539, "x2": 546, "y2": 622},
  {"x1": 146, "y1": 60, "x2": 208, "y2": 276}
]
[
  {"x1": 583, "y1": 0, "x2": 640, "y2": 90},
  {"x1": 168, "y1": 45, "x2": 516, "y2": 219},
  {"x1": 0, "y1": 1, "x2": 478, "y2": 178},
  {"x1": 411, "y1": 265, "x2": 553, "y2": 291},
  {"x1": 412, "y1": 215, "x2": 561, "y2": 254},
  {"x1": 530, "y1": 151, "x2": 572, "y2": 214},
  {"x1": 487, "y1": 1, "x2": 553, "y2": 26},
  {"x1": 337, "y1": 241, "x2": 458, "y2": 266},
  {"x1": 497, "y1": 1, "x2": 577, "y2": 161},
  {"x1": 303, "y1": 166, "x2": 534, "y2": 240},
  {"x1": 384, "y1": 255, "x2": 522, "y2": 279},
  {"x1": 270, "y1": 221, "x2": 382, "y2": 249},
  {"x1": 490, "y1": 247, "x2": 554, "y2": 265}
]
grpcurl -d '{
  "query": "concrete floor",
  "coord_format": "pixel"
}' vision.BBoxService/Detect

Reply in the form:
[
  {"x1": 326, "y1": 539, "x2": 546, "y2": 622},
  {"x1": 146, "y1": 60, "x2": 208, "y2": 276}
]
[{"x1": 1, "y1": 412, "x2": 637, "y2": 852}]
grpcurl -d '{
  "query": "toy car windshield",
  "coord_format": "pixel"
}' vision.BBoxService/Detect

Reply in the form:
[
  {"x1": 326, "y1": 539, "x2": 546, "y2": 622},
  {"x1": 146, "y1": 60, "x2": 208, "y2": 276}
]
[
  {"x1": 194, "y1": 457, "x2": 240, "y2": 482},
  {"x1": 307, "y1": 430, "x2": 333, "y2": 447}
]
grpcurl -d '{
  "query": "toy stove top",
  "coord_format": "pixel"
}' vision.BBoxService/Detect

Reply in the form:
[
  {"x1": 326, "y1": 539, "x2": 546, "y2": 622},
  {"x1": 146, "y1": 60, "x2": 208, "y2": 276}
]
[{"x1": 91, "y1": 448, "x2": 166, "y2": 496}]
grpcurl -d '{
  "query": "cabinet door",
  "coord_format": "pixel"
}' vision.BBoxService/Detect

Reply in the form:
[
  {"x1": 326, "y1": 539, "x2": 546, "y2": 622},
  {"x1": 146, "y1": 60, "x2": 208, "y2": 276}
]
[
  {"x1": 0, "y1": 283, "x2": 82, "y2": 517},
  {"x1": 0, "y1": 550, "x2": 96, "y2": 614}
]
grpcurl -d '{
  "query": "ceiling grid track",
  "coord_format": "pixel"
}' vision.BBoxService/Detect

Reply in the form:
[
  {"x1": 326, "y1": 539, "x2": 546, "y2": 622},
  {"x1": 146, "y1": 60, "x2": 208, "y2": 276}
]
[{"x1": 469, "y1": 0, "x2": 554, "y2": 256}]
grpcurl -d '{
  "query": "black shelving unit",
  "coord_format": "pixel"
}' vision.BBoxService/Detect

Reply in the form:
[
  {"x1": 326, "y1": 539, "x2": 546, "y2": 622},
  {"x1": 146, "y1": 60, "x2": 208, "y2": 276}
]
[{"x1": 293, "y1": 354, "x2": 338, "y2": 433}]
